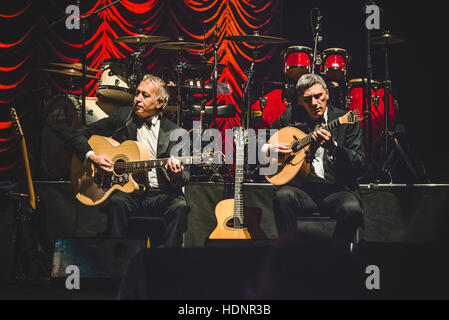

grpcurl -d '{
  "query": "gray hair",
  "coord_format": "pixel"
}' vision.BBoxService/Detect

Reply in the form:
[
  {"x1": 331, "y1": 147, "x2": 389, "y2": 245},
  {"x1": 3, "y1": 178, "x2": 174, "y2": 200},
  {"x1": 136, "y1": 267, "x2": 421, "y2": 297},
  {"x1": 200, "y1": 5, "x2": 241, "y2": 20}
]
[
  {"x1": 295, "y1": 73, "x2": 327, "y2": 96},
  {"x1": 141, "y1": 74, "x2": 170, "y2": 111}
]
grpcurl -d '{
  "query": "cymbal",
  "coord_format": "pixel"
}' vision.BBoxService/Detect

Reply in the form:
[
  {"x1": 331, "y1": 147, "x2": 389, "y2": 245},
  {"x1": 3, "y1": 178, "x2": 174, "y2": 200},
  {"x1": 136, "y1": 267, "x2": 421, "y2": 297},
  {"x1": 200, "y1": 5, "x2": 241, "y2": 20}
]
[
  {"x1": 113, "y1": 34, "x2": 169, "y2": 44},
  {"x1": 371, "y1": 33, "x2": 405, "y2": 45},
  {"x1": 48, "y1": 62, "x2": 102, "y2": 73},
  {"x1": 225, "y1": 34, "x2": 289, "y2": 45},
  {"x1": 41, "y1": 68, "x2": 100, "y2": 80},
  {"x1": 153, "y1": 41, "x2": 207, "y2": 50}
]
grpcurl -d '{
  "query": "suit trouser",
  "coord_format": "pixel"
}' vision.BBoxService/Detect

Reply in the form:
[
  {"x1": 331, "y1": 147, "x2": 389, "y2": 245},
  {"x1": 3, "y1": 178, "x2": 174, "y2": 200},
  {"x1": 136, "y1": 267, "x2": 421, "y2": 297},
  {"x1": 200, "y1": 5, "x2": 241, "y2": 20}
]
[
  {"x1": 273, "y1": 183, "x2": 362, "y2": 243},
  {"x1": 106, "y1": 189, "x2": 189, "y2": 247}
]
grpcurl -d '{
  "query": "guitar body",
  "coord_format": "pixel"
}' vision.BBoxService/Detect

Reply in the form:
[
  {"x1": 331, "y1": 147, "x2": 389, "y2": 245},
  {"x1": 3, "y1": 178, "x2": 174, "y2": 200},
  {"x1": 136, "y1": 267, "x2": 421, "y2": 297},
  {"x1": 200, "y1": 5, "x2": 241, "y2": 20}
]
[
  {"x1": 71, "y1": 135, "x2": 150, "y2": 206},
  {"x1": 209, "y1": 199, "x2": 266, "y2": 240},
  {"x1": 265, "y1": 126, "x2": 311, "y2": 186}
]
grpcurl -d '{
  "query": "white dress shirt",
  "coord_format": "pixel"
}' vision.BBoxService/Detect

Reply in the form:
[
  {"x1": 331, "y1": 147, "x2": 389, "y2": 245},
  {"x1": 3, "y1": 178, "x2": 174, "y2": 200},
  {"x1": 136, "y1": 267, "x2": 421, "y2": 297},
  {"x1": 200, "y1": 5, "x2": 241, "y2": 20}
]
[{"x1": 136, "y1": 115, "x2": 160, "y2": 188}]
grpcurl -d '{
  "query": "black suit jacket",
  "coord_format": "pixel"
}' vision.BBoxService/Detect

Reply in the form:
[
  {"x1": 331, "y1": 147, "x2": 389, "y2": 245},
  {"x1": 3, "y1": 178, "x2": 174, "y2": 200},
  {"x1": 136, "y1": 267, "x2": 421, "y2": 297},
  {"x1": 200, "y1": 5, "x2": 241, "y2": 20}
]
[
  {"x1": 68, "y1": 107, "x2": 189, "y2": 193},
  {"x1": 270, "y1": 104, "x2": 365, "y2": 195}
]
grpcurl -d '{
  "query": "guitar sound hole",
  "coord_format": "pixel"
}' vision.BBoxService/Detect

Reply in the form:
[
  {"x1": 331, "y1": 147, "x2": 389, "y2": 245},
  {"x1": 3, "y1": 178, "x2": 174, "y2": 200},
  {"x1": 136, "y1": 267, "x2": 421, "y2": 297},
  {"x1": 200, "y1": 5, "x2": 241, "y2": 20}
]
[
  {"x1": 226, "y1": 217, "x2": 244, "y2": 229},
  {"x1": 113, "y1": 159, "x2": 126, "y2": 176}
]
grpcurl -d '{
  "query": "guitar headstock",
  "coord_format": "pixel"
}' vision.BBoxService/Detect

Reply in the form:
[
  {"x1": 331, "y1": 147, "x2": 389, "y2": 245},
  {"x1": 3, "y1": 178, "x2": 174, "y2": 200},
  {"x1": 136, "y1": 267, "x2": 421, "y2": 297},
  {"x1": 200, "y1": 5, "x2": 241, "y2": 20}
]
[
  {"x1": 340, "y1": 110, "x2": 363, "y2": 125},
  {"x1": 10, "y1": 107, "x2": 24, "y2": 138}
]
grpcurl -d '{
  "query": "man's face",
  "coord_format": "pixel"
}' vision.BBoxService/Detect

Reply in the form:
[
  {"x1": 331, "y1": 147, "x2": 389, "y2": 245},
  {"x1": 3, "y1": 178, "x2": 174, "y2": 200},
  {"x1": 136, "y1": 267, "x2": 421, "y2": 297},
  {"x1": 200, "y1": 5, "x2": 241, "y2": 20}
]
[
  {"x1": 298, "y1": 83, "x2": 329, "y2": 120},
  {"x1": 133, "y1": 80, "x2": 163, "y2": 118}
]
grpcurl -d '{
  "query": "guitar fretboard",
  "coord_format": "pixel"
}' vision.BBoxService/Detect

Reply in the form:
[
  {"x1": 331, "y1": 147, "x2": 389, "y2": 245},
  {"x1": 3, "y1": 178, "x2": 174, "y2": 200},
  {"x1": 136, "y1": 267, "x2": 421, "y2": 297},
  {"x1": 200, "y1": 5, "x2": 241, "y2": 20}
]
[
  {"x1": 293, "y1": 117, "x2": 341, "y2": 150},
  {"x1": 114, "y1": 156, "x2": 200, "y2": 172},
  {"x1": 234, "y1": 129, "x2": 245, "y2": 228}
]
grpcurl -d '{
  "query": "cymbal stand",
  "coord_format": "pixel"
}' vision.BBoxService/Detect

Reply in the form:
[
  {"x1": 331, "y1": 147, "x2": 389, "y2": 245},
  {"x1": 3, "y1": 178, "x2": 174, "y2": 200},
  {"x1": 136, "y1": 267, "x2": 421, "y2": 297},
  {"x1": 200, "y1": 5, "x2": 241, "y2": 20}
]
[
  {"x1": 311, "y1": 8, "x2": 323, "y2": 74},
  {"x1": 243, "y1": 46, "x2": 258, "y2": 131},
  {"x1": 128, "y1": 41, "x2": 146, "y2": 90},
  {"x1": 174, "y1": 50, "x2": 185, "y2": 126},
  {"x1": 363, "y1": 1, "x2": 376, "y2": 175},
  {"x1": 379, "y1": 41, "x2": 418, "y2": 181},
  {"x1": 211, "y1": 26, "x2": 219, "y2": 127}
]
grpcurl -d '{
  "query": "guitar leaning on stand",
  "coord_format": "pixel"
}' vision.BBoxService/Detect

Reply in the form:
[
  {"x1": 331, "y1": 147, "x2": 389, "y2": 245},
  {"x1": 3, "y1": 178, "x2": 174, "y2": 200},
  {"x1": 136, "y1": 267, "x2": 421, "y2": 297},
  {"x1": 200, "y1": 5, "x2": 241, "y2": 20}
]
[
  {"x1": 265, "y1": 110, "x2": 362, "y2": 186},
  {"x1": 10, "y1": 108, "x2": 49, "y2": 280},
  {"x1": 209, "y1": 127, "x2": 266, "y2": 240}
]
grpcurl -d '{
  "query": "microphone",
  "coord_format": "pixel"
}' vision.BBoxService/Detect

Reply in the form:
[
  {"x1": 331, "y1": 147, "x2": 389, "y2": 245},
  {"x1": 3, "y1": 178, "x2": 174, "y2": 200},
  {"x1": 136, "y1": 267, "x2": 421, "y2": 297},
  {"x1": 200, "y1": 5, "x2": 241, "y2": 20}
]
[
  {"x1": 315, "y1": 12, "x2": 324, "y2": 43},
  {"x1": 315, "y1": 14, "x2": 322, "y2": 32}
]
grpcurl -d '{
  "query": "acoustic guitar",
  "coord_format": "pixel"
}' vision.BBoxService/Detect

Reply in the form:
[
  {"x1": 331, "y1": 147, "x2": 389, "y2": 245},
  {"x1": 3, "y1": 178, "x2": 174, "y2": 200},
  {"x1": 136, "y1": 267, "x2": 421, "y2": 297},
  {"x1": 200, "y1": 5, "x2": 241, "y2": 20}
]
[
  {"x1": 209, "y1": 127, "x2": 266, "y2": 240},
  {"x1": 71, "y1": 135, "x2": 222, "y2": 206},
  {"x1": 265, "y1": 110, "x2": 362, "y2": 186}
]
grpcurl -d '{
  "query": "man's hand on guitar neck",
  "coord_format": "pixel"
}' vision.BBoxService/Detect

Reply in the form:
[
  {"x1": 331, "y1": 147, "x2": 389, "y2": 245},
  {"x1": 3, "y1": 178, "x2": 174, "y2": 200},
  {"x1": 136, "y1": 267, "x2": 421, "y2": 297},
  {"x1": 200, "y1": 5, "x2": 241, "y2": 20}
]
[
  {"x1": 311, "y1": 124, "x2": 337, "y2": 153},
  {"x1": 89, "y1": 154, "x2": 114, "y2": 173},
  {"x1": 165, "y1": 156, "x2": 184, "y2": 181}
]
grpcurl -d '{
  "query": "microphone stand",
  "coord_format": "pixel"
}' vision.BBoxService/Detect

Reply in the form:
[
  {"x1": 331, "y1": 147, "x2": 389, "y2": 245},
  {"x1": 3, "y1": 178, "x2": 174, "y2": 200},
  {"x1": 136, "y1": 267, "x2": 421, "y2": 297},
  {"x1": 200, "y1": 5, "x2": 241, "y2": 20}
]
[
  {"x1": 311, "y1": 9, "x2": 322, "y2": 73},
  {"x1": 243, "y1": 47, "x2": 257, "y2": 131},
  {"x1": 212, "y1": 27, "x2": 219, "y2": 128},
  {"x1": 364, "y1": 1, "x2": 376, "y2": 175}
]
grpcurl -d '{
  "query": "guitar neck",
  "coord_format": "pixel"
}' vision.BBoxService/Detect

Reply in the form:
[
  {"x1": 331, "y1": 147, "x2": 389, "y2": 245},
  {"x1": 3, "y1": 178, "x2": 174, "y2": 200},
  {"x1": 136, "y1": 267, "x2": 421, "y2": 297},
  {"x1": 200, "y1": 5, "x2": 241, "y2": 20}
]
[
  {"x1": 123, "y1": 156, "x2": 197, "y2": 172},
  {"x1": 20, "y1": 137, "x2": 36, "y2": 211},
  {"x1": 233, "y1": 129, "x2": 245, "y2": 227},
  {"x1": 295, "y1": 117, "x2": 341, "y2": 149}
]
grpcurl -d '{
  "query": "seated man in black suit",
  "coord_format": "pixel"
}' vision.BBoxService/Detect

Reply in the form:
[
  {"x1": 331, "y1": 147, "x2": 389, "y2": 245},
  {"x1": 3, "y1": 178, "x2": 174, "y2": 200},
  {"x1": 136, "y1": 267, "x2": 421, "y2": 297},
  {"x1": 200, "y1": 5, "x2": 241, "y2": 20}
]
[
  {"x1": 264, "y1": 74, "x2": 365, "y2": 248},
  {"x1": 69, "y1": 74, "x2": 189, "y2": 247}
]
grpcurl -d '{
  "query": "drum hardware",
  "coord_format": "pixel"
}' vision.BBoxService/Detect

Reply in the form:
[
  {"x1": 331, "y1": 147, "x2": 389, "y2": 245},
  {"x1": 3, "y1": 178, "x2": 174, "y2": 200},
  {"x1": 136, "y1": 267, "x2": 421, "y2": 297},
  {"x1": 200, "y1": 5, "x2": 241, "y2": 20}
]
[
  {"x1": 372, "y1": 94, "x2": 380, "y2": 108},
  {"x1": 345, "y1": 96, "x2": 352, "y2": 110},
  {"x1": 359, "y1": 0, "x2": 416, "y2": 182},
  {"x1": 154, "y1": 36, "x2": 210, "y2": 125},
  {"x1": 190, "y1": 104, "x2": 236, "y2": 118},
  {"x1": 243, "y1": 44, "x2": 259, "y2": 131},
  {"x1": 259, "y1": 97, "x2": 267, "y2": 110}
]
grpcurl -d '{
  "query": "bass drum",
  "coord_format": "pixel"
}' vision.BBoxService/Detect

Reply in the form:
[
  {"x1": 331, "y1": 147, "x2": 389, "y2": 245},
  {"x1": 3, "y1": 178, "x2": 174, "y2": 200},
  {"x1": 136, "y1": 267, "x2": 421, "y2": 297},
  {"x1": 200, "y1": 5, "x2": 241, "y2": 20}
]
[{"x1": 40, "y1": 95, "x2": 80, "y2": 179}]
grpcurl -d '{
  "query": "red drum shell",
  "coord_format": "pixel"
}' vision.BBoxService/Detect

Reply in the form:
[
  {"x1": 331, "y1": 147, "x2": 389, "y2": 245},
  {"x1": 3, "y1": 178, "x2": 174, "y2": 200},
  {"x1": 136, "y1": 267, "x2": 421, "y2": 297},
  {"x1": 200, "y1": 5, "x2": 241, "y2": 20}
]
[
  {"x1": 323, "y1": 48, "x2": 350, "y2": 80},
  {"x1": 282, "y1": 46, "x2": 313, "y2": 80}
]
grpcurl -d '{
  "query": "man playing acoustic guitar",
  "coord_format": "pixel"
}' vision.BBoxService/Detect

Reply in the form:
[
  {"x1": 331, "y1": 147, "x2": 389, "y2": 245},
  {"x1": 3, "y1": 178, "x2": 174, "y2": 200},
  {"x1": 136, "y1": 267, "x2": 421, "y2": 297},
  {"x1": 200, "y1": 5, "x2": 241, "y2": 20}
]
[
  {"x1": 264, "y1": 74, "x2": 365, "y2": 250},
  {"x1": 69, "y1": 74, "x2": 189, "y2": 247}
]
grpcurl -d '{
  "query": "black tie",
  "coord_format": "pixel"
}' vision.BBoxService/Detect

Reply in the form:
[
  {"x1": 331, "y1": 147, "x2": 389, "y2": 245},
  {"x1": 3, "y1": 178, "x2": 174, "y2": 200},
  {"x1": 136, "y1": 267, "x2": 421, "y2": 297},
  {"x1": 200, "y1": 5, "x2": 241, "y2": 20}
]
[{"x1": 133, "y1": 113, "x2": 154, "y2": 128}]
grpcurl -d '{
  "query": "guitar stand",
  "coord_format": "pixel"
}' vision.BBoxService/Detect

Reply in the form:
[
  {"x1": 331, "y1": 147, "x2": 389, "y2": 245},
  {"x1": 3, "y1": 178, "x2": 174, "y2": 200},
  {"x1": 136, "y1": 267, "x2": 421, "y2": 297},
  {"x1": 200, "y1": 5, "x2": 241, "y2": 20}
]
[
  {"x1": 11, "y1": 199, "x2": 50, "y2": 282},
  {"x1": 380, "y1": 130, "x2": 419, "y2": 183}
]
